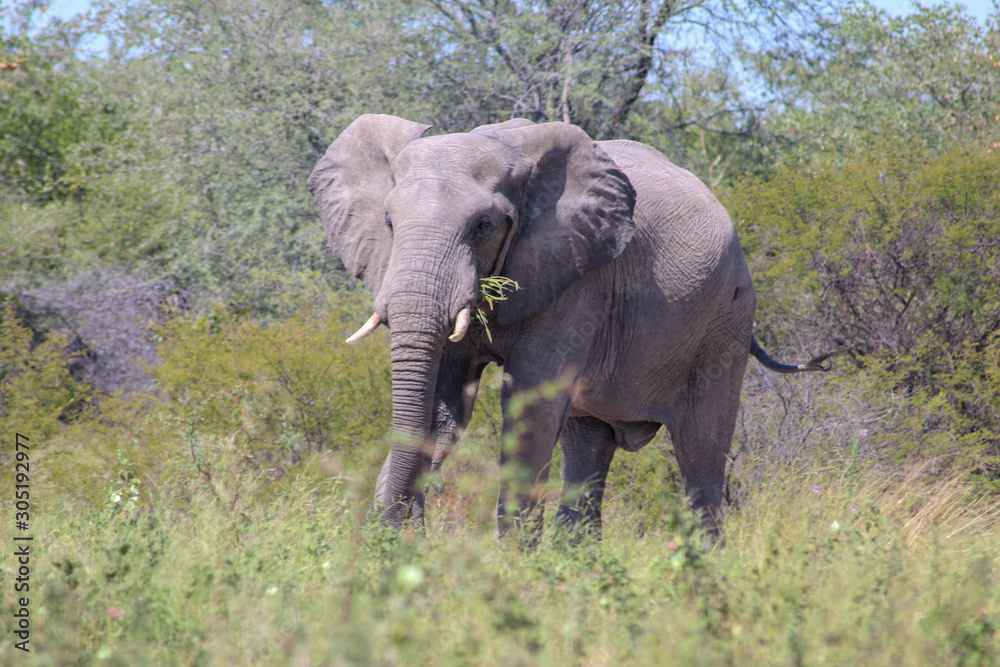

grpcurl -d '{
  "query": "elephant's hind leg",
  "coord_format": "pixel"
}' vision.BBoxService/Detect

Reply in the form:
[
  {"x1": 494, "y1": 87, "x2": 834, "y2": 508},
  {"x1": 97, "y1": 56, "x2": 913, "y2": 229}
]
[
  {"x1": 666, "y1": 357, "x2": 747, "y2": 538},
  {"x1": 555, "y1": 416, "x2": 618, "y2": 538}
]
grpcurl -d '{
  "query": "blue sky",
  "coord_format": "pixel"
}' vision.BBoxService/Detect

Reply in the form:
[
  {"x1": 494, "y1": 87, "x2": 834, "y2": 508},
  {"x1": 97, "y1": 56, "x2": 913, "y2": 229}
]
[
  {"x1": 874, "y1": 0, "x2": 995, "y2": 21},
  {"x1": 41, "y1": 0, "x2": 999, "y2": 24}
]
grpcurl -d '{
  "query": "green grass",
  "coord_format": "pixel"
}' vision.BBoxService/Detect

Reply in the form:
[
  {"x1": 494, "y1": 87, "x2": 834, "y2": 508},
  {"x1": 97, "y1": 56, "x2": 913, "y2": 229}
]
[{"x1": 3, "y1": 451, "x2": 998, "y2": 666}]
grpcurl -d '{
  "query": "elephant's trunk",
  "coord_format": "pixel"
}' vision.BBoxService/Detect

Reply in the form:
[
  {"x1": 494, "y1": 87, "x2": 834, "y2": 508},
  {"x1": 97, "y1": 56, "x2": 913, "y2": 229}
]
[
  {"x1": 375, "y1": 222, "x2": 479, "y2": 526},
  {"x1": 380, "y1": 298, "x2": 449, "y2": 527}
]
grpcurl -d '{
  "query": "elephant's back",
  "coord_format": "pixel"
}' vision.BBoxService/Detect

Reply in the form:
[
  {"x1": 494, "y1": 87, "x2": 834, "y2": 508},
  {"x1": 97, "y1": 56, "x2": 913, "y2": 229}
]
[
  {"x1": 596, "y1": 140, "x2": 747, "y2": 301},
  {"x1": 597, "y1": 140, "x2": 730, "y2": 236},
  {"x1": 598, "y1": 140, "x2": 704, "y2": 192}
]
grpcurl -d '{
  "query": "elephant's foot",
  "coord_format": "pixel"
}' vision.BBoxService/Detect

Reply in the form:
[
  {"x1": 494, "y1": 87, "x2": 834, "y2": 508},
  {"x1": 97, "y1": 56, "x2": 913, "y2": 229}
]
[
  {"x1": 690, "y1": 502, "x2": 725, "y2": 547},
  {"x1": 495, "y1": 495, "x2": 545, "y2": 548},
  {"x1": 554, "y1": 500, "x2": 603, "y2": 544}
]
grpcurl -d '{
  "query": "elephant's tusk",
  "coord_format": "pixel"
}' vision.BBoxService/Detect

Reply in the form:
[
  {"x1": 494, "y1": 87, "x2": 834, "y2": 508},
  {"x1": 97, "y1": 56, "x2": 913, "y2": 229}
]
[
  {"x1": 345, "y1": 312, "x2": 381, "y2": 344},
  {"x1": 449, "y1": 307, "x2": 471, "y2": 342}
]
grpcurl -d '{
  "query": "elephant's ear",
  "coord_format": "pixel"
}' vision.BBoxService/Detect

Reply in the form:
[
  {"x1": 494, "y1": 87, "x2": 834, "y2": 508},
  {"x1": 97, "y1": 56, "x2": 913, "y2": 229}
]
[
  {"x1": 489, "y1": 122, "x2": 636, "y2": 324},
  {"x1": 307, "y1": 114, "x2": 431, "y2": 297}
]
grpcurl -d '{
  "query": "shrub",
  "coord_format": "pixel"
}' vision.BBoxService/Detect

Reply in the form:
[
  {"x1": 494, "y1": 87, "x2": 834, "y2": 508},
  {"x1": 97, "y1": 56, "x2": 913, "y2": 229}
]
[
  {"x1": 725, "y1": 139, "x2": 1000, "y2": 483},
  {"x1": 0, "y1": 297, "x2": 91, "y2": 441},
  {"x1": 26, "y1": 281, "x2": 393, "y2": 514},
  {"x1": 866, "y1": 334, "x2": 1000, "y2": 486},
  {"x1": 726, "y1": 139, "x2": 1000, "y2": 358},
  {"x1": 149, "y1": 289, "x2": 391, "y2": 469}
]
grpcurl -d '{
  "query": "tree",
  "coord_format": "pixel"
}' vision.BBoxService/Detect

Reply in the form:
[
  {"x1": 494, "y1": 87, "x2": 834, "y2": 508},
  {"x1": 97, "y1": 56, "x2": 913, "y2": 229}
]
[
  {"x1": 749, "y1": 2, "x2": 1000, "y2": 167},
  {"x1": 0, "y1": 2, "x2": 124, "y2": 203},
  {"x1": 69, "y1": 0, "x2": 438, "y2": 308},
  {"x1": 726, "y1": 137, "x2": 1000, "y2": 479},
  {"x1": 411, "y1": 0, "x2": 832, "y2": 144},
  {"x1": 729, "y1": 139, "x2": 1000, "y2": 356},
  {"x1": 5, "y1": 0, "x2": 837, "y2": 310}
]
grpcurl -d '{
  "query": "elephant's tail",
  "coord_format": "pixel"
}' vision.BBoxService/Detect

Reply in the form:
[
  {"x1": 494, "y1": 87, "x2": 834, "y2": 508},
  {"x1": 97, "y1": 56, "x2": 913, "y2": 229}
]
[{"x1": 750, "y1": 337, "x2": 832, "y2": 374}]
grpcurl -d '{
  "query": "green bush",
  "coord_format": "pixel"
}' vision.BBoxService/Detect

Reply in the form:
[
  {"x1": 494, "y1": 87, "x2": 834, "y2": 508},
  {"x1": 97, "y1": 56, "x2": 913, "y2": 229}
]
[
  {"x1": 726, "y1": 139, "x2": 1000, "y2": 356},
  {"x1": 151, "y1": 291, "x2": 391, "y2": 460},
  {"x1": 725, "y1": 139, "x2": 1000, "y2": 483},
  {"x1": 19, "y1": 457, "x2": 1000, "y2": 665},
  {"x1": 26, "y1": 284, "x2": 391, "y2": 515},
  {"x1": 0, "y1": 297, "x2": 90, "y2": 440},
  {"x1": 866, "y1": 334, "x2": 1000, "y2": 485}
]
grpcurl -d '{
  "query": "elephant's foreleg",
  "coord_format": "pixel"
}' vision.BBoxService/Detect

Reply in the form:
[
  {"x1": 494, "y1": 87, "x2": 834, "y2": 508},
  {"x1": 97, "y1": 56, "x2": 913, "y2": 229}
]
[
  {"x1": 554, "y1": 416, "x2": 618, "y2": 538},
  {"x1": 495, "y1": 378, "x2": 573, "y2": 546}
]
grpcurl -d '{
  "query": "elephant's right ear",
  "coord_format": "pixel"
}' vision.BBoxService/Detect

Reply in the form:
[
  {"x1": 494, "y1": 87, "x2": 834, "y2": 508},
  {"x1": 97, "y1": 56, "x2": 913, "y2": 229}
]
[{"x1": 307, "y1": 114, "x2": 431, "y2": 297}]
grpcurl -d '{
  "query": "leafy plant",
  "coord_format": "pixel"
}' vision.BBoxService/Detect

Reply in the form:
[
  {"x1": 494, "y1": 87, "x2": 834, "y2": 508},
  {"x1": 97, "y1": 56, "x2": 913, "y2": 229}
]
[
  {"x1": 151, "y1": 293, "x2": 392, "y2": 464},
  {"x1": 475, "y1": 276, "x2": 520, "y2": 342},
  {"x1": 0, "y1": 297, "x2": 91, "y2": 440}
]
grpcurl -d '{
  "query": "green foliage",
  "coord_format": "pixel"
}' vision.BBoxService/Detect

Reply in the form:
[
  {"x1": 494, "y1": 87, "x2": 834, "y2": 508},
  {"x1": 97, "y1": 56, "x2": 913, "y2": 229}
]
[
  {"x1": 729, "y1": 140, "x2": 1000, "y2": 356},
  {"x1": 476, "y1": 275, "x2": 519, "y2": 342},
  {"x1": 863, "y1": 334, "x2": 1000, "y2": 484},
  {"x1": 71, "y1": 0, "x2": 418, "y2": 303},
  {"x1": 412, "y1": 0, "x2": 831, "y2": 186},
  {"x1": 5, "y1": 1, "x2": 1000, "y2": 661},
  {"x1": 13, "y1": 452, "x2": 1000, "y2": 664},
  {"x1": 750, "y1": 3, "x2": 1000, "y2": 167},
  {"x1": 2, "y1": 0, "x2": 839, "y2": 308},
  {"x1": 0, "y1": 298, "x2": 90, "y2": 439},
  {"x1": 0, "y1": 0, "x2": 834, "y2": 310},
  {"x1": 0, "y1": 3, "x2": 122, "y2": 204},
  {"x1": 151, "y1": 290, "x2": 391, "y2": 463},
  {"x1": 726, "y1": 138, "x2": 1000, "y2": 481},
  {"x1": 0, "y1": 5, "x2": 197, "y2": 282},
  {"x1": 22, "y1": 283, "x2": 389, "y2": 513}
]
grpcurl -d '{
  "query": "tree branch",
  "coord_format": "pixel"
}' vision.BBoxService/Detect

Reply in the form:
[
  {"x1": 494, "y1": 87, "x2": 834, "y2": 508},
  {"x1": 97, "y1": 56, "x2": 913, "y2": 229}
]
[{"x1": 607, "y1": 0, "x2": 682, "y2": 135}]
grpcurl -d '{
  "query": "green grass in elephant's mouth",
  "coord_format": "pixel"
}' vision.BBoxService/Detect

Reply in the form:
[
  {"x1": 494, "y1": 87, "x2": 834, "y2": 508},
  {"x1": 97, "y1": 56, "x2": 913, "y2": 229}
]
[{"x1": 476, "y1": 276, "x2": 520, "y2": 342}]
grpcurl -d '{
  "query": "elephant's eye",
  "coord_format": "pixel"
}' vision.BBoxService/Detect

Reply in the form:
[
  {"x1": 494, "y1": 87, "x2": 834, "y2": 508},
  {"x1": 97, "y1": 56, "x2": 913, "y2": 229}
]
[
  {"x1": 474, "y1": 216, "x2": 493, "y2": 241},
  {"x1": 385, "y1": 213, "x2": 393, "y2": 232}
]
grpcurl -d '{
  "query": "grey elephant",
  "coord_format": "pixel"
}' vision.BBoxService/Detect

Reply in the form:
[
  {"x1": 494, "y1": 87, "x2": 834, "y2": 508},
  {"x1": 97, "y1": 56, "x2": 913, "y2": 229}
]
[{"x1": 308, "y1": 114, "x2": 827, "y2": 540}]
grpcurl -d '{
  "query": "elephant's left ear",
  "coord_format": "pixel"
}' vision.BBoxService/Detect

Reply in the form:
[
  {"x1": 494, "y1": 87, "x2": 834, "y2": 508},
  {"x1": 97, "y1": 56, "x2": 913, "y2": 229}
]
[{"x1": 488, "y1": 123, "x2": 636, "y2": 324}]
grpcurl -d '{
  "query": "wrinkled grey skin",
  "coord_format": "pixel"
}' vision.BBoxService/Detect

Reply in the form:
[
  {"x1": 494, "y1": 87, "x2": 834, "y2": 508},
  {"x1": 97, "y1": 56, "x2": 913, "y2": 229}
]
[{"x1": 309, "y1": 114, "x2": 824, "y2": 540}]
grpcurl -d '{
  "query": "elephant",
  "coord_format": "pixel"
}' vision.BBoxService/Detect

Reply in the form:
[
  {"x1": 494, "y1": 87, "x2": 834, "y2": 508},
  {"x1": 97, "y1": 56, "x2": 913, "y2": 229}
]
[{"x1": 308, "y1": 114, "x2": 828, "y2": 540}]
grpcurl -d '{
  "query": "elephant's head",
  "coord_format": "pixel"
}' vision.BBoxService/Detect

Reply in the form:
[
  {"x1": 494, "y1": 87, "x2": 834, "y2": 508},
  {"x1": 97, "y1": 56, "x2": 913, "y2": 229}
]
[{"x1": 307, "y1": 114, "x2": 635, "y2": 523}]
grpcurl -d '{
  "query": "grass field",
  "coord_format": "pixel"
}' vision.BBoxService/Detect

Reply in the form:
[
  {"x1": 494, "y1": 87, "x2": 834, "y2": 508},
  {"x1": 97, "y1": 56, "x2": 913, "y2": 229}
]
[{"x1": 3, "y1": 432, "x2": 999, "y2": 666}]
